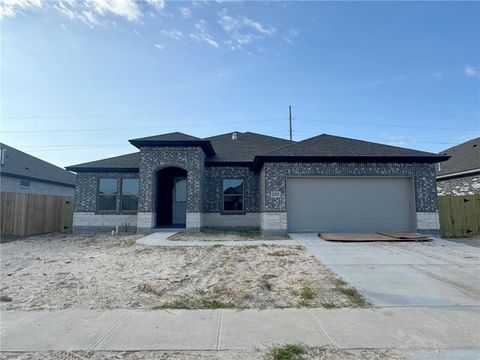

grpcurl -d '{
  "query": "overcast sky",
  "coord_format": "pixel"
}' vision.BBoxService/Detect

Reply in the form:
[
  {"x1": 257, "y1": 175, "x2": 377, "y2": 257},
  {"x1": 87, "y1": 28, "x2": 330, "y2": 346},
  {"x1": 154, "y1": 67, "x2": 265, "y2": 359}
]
[{"x1": 1, "y1": 0, "x2": 479, "y2": 167}]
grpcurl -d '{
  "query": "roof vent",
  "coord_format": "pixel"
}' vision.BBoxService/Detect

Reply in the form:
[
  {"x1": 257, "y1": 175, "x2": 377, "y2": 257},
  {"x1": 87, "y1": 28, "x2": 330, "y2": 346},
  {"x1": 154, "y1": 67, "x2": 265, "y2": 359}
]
[{"x1": 232, "y1": 132, "x2": 238, "y2": 140}]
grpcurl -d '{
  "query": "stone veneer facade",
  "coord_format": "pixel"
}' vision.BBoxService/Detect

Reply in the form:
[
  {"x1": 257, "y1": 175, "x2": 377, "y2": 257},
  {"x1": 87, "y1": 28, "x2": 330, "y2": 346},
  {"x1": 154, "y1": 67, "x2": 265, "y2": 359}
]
[
  {"x1": 73, "y1": 171, "x2": 139, "y2": 233},
  {"x1": 137, "y1": 146, "x2": 205, "y2": 232},
  {"x1": 437, "y1": 173, "x2": 480, "y2": 196},
  {"x1": 72, "y1": 147, "x2": 440, "y2": 234},
  {"x1": 259, "y1": 162, "x2": 439, "y2": 235}
]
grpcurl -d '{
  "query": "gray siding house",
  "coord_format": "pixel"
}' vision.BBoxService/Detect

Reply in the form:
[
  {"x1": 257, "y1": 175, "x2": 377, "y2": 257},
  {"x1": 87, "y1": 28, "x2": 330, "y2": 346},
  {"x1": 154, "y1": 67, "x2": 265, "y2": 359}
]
[
  {"x1": 0, "y1": 143, "x2": 75, "y2": 197},
  {"x1": 66, "y1": 132, "x2": 448, "y2": 235},
  {"x1": 437, "y1": 137, "x2": 480, "y2": 196}
]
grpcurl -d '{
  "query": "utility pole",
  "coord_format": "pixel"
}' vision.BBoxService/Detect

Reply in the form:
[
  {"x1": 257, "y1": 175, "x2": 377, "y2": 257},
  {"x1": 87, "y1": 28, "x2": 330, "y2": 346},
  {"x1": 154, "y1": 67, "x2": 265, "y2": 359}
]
[{"x1": 289, "y1": 105, "x2": 292, "y2": 141}]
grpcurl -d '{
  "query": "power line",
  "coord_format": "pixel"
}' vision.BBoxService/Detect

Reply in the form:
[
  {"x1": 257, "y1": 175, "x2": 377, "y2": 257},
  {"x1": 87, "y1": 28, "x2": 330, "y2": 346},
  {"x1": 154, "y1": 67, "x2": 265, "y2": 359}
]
[
  {"x1": 0, "y1": 118, "x2": 287, "y2": 134},
  {"x1": 2, "y1": 117, "x2": 476, "y2": 134},
  {"x1": 0, "y1": 106, "x2": 285, "y2": 120},
  {"x1": 1, "y1": 106, "x2": 477, "y2": 121},
  {"x1": 295, "y1": 106, "x2": 479, "y2": 120},
  {"x1": 295, "y1": 118, "x2": 479, "y2": 132}
]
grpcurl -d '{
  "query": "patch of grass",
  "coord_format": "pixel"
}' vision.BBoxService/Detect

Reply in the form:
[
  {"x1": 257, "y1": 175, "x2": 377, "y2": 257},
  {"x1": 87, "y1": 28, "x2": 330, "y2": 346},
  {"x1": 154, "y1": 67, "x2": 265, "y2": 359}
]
[
  {"x1": 299, "y1": 286, "x2": 316, "y2": 301},
  {"x1": 237, "y1": 227, "x2": 261, "y2": 238},
  {"x1": 337, "y1": 287, "x2": 370, "y2": 307},
  {"x1": 269, "y1": 344, "x2": 306, "y2": 360},
  {"x1": 332, "y1": 277, "x2": 348, "y2": 287},
  {"x1": 152, "y1": 293, "x2": 239, "y2": 309},
  {"x1": 294, "y1": 285, "x2": 318, "y2": 307},
  {"x1": 207, "y1": 244, "x2": 224, "y2": 252}
]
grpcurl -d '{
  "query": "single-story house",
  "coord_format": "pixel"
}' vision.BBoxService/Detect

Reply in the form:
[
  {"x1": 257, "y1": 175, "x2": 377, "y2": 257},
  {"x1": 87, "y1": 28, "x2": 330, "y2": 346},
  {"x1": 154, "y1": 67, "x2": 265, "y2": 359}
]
[
  {"x1": 436, "y1": 137, "x2": 480, "y2": 196},
  {"x1": 66, "y1": 132, "x2": 448, "y2": 235},
  {"x1": 0, "y1": 143, "x2": 75, "y2": 197}
]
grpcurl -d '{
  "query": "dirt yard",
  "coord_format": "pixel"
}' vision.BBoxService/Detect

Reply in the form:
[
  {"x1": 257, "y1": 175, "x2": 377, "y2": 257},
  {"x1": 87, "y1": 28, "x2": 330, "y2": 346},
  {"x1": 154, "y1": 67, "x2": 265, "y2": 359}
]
[
  {"x1": 0, "y1": 233, "x2": 369, "y2": 310},
  {"x1": 0, "y1": 348, "x2": 409, "y2": 360},
  {"x1": 168, "y1": 228, "x2": 290, "y2": 241}
]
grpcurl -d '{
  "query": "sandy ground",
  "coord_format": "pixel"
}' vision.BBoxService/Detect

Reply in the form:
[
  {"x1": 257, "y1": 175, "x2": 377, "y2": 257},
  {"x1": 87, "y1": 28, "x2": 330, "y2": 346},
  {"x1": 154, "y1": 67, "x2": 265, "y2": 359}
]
[
  {"x1": 0, "y1": 349, "x2": 409, "y2": 360},
  {"x1": 0, "y1": 233, "x2": 369, "y2": 310},
  {"x1": 168, "y1": 229, "x2": 290, "y2": 241}
]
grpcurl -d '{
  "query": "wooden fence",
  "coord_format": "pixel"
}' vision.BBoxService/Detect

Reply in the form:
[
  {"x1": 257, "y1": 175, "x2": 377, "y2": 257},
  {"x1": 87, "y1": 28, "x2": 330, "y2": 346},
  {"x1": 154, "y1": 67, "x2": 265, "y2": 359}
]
[
  {"x1": 438, "y1": 195, "x2": 480, "y2": 238},
  {"x1": 0, "y1": 192, "x2": 74, "y2": 236}
]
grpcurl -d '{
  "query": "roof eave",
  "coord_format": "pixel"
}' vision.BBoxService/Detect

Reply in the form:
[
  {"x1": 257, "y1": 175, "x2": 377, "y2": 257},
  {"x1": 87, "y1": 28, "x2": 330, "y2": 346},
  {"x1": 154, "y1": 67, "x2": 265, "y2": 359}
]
[
  {"x1": 436, "y1": 168, "x2": 480, "y2": 180},
  {"x1": 65, "y1": 167, "x2": 139, "y2": 173},
  {"x1": 1, "y1": 172, "x2": 76, "y2": 187}
]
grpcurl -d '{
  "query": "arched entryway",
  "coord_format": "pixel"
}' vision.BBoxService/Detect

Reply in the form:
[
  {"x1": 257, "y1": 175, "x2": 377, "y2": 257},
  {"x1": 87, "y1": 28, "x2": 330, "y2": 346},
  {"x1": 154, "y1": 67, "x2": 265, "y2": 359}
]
[{"x1": 155, "y1": 167, "x2": 187, "y2": 227}]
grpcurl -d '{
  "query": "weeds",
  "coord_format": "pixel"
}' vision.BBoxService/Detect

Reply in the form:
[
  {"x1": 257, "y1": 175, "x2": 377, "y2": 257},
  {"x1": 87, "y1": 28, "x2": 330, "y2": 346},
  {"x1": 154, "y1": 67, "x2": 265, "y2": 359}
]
[
  {"x1": 337, "y1": 287, "x2": 371, "y2": 307},
  {"x1": 269, "y1": 344, "x2": 306, "y2": 360},
  {"x1": 152, "y1": 297, "x2": 238, "y2": 310}
]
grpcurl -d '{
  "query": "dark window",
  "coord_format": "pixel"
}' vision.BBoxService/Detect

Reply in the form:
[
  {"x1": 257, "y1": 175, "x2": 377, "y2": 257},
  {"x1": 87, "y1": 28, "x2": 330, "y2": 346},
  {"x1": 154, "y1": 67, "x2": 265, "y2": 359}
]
[
  {"x1": 98, "y1": 178, "x2": 117, "y2": 211},
  {"x1": 223, "y1": 179, "x2": 244, "y2": 212},
  {"x1": 121, "y1": 178, "x2": 139, "y2": 211},
  {"x1": 20, "y1": 179, "x2": 30, "y2": 188}
]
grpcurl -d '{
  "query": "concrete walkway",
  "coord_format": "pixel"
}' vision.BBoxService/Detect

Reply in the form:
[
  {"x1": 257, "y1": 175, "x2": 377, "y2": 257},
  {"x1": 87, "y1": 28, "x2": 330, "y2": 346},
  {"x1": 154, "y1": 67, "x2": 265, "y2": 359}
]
[
  {"x1": 1, "y1": 307, "x2": 479, "y2": 354},
  {"x1": 292, "y1": 233, "x2": 480, "y2": 307},
  {"x1": 136, "y1": 231, "x2": 299, "y2": 247}
]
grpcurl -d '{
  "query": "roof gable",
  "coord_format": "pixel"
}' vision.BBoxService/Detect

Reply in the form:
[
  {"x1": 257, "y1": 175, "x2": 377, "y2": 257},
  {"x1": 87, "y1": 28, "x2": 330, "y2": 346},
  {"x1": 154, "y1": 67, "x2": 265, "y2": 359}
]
[
  {"x1": 0, "y1": 143, "x2": 76, "y2": 186},
  {"x1": 129, "y1": 132, "x2": 215, "y2": 155},
  {"x1": 130, "y1": 132, "x2": 202, "y2": 142}
]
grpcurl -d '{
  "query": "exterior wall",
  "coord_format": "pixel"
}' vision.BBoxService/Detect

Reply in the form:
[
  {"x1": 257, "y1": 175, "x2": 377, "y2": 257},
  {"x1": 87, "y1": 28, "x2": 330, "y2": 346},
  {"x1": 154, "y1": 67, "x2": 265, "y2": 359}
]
[
  {"x1": 202, "y1": 213, "x2": 260, "y2": 228},
  {"x1": 73, "y1": 212, "x2": 137, "y2": 233},
  {"x1": 73, "y1": 172, "x2": 139, "y2": 233},
  {"x1": 137, "y1": 146, "x2": 205, "y2": 232},
  {"x1": 204, "y1": 166, "x2": 260, "y2": 212},
  {"x1": 260, "y1": 162, "x2": 439, "y2": 234},
  {"x1": 437, "y1": 173, "x2": 480, "y2": 196},
  {"x1": 416, "y1": 212, "x2": 440, "y2": 234},
  {"x1": 0, "y1": 175, "x2": 74, "y2": 197}
]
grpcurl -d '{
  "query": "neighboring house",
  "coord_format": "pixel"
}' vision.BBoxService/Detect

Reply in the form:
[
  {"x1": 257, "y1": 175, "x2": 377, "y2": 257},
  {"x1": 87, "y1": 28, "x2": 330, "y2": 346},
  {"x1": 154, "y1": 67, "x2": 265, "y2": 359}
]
[
  {"x1": 0, "y1": 143, "x2": 75, "y2": 197},
  {"x1": 436, "y1": 137, "x2": 480, "y2": 196},
  {"x1": 66, "y1": 132, "x2": 448, "y2": 235}
]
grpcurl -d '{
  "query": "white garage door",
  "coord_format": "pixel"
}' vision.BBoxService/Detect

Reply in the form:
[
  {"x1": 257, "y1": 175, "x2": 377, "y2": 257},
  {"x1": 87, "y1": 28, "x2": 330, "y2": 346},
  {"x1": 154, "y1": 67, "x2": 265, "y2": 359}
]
[{"x1": 287, "y1": 177, "x2": 416, "y2": 232}]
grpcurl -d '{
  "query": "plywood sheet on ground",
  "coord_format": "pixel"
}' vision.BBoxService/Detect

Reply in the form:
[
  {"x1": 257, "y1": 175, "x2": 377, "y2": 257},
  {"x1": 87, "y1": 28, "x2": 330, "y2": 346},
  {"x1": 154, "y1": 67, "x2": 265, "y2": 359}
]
[
  {"x1": 319, "y1": 233, "x2": 432, "y2": 242},
  {"x1": 377, "y1": 232, "x2": 431, "y2": 240}
]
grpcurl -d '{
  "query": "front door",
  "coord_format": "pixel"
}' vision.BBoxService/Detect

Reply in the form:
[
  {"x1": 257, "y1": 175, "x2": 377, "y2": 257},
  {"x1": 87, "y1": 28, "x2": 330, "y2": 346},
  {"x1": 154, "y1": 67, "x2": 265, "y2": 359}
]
[{"x1": 172, "y1": 177, "x2": 187, "y2": 225}]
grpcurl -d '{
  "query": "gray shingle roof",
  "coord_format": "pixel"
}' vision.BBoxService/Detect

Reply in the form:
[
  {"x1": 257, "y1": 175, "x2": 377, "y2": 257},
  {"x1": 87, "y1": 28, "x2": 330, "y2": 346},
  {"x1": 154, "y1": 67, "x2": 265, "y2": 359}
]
[
  {"x1": 66, "y1": 152, "x2": 140, "y2": 172},
  {"x1": 205, "y1": 132, "x2": 294, "y2": 163},
  {"x1": 66, "y1": 132, "x2": 448, "y2": 172},
  {"x1": 437, "y1": 137, "x2": 480, "y2": 177},
  {"x1": 130, "y1": 132, "x2": 202, "y2": 142},
  {"x1": 262, "y1": 134, "x2": 445, "y2": 158},
  {"x1": 0, "y1": 143, "x2": 76, "y2": 186}
]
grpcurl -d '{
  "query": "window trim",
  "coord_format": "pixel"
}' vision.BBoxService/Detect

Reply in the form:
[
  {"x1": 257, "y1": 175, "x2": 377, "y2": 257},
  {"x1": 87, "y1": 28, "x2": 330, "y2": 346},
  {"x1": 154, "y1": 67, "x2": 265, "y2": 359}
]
[
  {"x1": 120, "y1": 178, "x2": 139, "y2": 214},
  {"x1": 221, "y1": 178, "x2": 246, "y2": 214},
  {"x1": 97, "y1": 177, "x2": 118, "y2": 214}
]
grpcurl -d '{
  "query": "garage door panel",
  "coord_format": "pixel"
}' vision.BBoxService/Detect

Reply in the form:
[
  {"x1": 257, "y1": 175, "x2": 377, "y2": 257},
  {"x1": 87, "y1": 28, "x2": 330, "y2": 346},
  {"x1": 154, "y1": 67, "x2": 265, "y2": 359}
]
[{"x1": 287, "y1": 177, "x2": 415, "y2": 232}]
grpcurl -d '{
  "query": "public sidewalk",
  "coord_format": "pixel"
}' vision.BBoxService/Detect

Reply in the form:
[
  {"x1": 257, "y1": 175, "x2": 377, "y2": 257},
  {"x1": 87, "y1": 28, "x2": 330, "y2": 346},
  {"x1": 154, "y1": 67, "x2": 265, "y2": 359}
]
[{"x1": 1, "y1": 307, "x2": 479, "y2": 352}]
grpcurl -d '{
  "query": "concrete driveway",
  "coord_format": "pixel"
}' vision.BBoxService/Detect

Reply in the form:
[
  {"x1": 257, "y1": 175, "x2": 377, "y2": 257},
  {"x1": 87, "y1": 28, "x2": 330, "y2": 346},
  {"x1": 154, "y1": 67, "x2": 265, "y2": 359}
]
[{"x1": 291, "y1": 233, "x2": 480, "y2": 307}]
